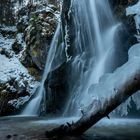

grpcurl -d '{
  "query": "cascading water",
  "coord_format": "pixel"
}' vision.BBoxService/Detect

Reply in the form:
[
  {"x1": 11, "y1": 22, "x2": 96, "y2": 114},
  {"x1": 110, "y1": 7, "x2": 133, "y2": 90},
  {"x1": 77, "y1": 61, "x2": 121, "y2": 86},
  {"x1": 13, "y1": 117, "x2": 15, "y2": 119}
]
[
  {"x1": 21, "y1": 24, "x2": 60, "y2": 116},
  {"x1": 64, "y1": 0, "x2": 126, "y2": 116},
  {"x1": 21, "y1": 0, "x2": 128, "y2": 117}
]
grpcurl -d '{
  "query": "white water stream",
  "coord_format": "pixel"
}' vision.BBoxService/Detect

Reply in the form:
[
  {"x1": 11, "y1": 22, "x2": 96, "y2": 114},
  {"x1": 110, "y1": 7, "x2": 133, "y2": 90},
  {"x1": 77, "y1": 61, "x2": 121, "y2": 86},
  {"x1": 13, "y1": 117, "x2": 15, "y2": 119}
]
[
  {"x1": 21, "y1": 24, "x2": 60, "y2": 116},
  {"x1": 64, "y1": 0, "x2": 124, "y2": 116}
]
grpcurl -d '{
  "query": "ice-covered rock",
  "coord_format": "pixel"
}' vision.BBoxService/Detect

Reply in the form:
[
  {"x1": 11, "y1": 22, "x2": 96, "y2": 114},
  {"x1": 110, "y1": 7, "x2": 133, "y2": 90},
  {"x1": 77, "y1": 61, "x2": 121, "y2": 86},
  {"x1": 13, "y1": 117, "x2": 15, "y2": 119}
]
[
  {"x1": 0, "y1": 24, "x2": 39, "y2": 116},
  {"x1": 84, "y1": 43, "x2": 140, "y2": 117},
  {"x1": 0, "y1": 53, "x2": 39, "y2": 116}
]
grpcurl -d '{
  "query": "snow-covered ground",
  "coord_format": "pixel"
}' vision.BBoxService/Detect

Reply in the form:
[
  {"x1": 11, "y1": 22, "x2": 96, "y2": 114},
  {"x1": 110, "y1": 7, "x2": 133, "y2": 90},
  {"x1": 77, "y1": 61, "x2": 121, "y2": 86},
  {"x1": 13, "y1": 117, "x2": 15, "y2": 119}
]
[
  {"x1": 0, "y1": 25, "x2": 37, "y2": 84},
  {"x1": 0, "y1": 25, "x2": 39, "y2": 110},
  {"x1": 0, "y1": 36, "x2": 14, "y2": 50},
  {"x1": 0, "y1": 54, "x2": 28, "y2": 82}
]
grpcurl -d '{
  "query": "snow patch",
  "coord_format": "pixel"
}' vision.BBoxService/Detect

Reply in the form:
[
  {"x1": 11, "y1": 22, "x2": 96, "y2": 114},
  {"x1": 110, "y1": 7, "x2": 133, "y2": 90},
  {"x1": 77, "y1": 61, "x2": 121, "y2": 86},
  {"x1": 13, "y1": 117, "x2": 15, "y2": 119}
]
[{"x1": 0, "y1": 55, "x2": 28, "y2": 83}]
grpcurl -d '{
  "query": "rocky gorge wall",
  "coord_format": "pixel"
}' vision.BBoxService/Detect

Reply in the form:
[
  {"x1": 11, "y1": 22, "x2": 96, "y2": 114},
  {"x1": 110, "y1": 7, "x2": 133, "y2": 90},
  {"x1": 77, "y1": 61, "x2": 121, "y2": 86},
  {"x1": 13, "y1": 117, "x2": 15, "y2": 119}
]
[
  {"x1": 0, "y1": 0, "x2": 140, "y2": 116},
  {"x1": 0, "y1": 2, "x2": 60, "y2": 116}
]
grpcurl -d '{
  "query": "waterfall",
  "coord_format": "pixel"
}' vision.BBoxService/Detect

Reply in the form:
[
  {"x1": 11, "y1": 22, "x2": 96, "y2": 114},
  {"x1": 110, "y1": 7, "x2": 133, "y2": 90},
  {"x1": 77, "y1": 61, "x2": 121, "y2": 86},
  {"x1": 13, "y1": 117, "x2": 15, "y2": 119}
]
[
  {"x1": 21, "y1": 24, "x2": 60, "y2": 116},
  {"x1": 20, "y1": 0, "x2": 127, "y2": 117},
  {"x1": 64, "y1": 0, "x2": 126, "y2": 116}
]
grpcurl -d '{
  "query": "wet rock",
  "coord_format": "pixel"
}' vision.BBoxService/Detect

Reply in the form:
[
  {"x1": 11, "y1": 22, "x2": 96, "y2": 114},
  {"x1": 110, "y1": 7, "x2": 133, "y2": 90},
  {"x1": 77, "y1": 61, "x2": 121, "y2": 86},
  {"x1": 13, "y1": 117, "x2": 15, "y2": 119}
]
[{"x1": 45, "y1": 62, "x2": 70, "y2": 113}]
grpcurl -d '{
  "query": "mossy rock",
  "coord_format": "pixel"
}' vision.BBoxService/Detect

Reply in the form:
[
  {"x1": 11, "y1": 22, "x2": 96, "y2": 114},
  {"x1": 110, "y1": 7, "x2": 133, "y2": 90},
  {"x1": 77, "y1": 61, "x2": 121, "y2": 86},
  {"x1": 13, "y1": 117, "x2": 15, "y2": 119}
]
[{"x1": 21, "y1": 4, "x2": 60, "y2": 73}]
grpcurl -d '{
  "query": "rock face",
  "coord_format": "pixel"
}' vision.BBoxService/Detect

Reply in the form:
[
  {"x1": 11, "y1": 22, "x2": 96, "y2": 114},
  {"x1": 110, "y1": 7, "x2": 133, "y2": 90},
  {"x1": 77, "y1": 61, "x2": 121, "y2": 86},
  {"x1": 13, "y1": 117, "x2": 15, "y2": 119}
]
[
  {"x1": 110, "y1": 0, "x2": 138, "y2": 47},
  {"x1": 0, "y1": 24, "x2": 39, "y2": 116},
  {"x1": 19, "y1": 3, "x2": 60, "y2": 72},
  {"x1": 45, "y1": 62, "x2": 69, "y2": 113},
  {"x1": 0, "y1": 2, "x2": 60, "y2": 116}
]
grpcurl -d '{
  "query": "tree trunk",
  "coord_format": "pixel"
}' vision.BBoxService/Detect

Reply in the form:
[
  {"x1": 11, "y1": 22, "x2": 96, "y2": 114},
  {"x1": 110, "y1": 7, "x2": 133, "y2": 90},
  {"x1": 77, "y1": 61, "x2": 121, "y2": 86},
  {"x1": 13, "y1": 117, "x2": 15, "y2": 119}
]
[{"x1": 45, "y1": 69, "x2": 140, "y2": 138}]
